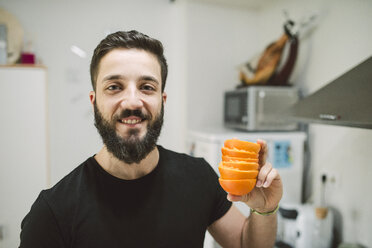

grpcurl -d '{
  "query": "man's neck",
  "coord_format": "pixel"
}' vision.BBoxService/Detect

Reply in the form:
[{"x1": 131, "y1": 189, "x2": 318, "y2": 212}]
[{"x1": 94, "y1": 146, "x2": 160, "y2": 180}]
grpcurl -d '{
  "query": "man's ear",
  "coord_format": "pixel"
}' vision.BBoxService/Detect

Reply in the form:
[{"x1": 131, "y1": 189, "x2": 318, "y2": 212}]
[
  {"x1": 162, "y1": 92, "x2": 167, "y2": 104},
  {"x1": 89, "y1": 91, "x2": 96, "y2": 106}
]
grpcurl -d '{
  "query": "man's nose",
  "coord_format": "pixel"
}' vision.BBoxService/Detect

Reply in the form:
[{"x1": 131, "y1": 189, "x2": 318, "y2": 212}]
[{"x1": 120, "y1": 86, "x2": 143, "y2": 110}]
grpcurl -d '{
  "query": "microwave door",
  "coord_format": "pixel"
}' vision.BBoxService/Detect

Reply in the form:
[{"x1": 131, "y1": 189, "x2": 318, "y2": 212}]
[
  {"x1": 255, "y1": 89, "x2": 298, "y2": 130},
  {"x1": 225, "y1": 91, "x2": 248, "y2": 129}
]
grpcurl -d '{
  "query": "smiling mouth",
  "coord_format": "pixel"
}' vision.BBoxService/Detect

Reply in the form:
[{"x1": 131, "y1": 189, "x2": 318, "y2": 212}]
[{"x1": 118, "y1": 117, "x2": 144, "y2": 125}]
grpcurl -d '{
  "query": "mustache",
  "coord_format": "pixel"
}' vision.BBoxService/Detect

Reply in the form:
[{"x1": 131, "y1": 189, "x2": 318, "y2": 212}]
[{"x1": 116, "y1": 109, "x2": 150, "y2": 121}]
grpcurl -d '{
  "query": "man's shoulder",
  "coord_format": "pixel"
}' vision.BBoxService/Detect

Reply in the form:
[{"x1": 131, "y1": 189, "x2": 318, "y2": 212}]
[
  {"x1": 21, "y1": 157, "x2": 96, "y2": 245},
  {"x1": 158, "y1": 145, "x2": 214, "y2": 176},
  {"x1": 158, "y1": 145, "x2": 207, "y2": 165},
  {"x1": 42, "y1": 156, "x2": 95, "y2": 202}
]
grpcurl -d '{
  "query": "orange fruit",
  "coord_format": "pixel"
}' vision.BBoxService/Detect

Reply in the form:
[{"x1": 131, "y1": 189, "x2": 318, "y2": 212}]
[
  {"x1": 218, "y1": 165, "x2": 258, "y2": 180},
  {"x1": 218, "y1": 178, "x2": 256, "y2": 195},
  {"x1": 224, "y1": 139, "x2": 261, "y2": 153},
  {"x1": 221, "y1": 147, "x2": 259, "y2": 159},
  {"x1": 221, "y1": 161, "x2": 259, "y2": 170},
  {"x1": 218, "y1": 139, "x2": 261, "y2": 196},
  {"x1": 222, "y1": 155, "x2": 259, "y2": 163}
]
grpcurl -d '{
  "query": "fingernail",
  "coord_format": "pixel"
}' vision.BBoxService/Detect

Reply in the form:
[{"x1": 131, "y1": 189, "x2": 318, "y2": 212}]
[
  {"x1": 263, "y1": 181, "x2": 269, "y2": 188},
  {"x1": 256, "y1": 180, "x2": 263, "y2": 187},
  {"x1": 227, "y1": 195, "x2": 231, "y2": 201}
]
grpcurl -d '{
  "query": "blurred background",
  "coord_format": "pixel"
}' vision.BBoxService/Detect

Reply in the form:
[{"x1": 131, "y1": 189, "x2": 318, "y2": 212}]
[{"x1": 1, "y1": 0, "x2": 372, "y2": 247}]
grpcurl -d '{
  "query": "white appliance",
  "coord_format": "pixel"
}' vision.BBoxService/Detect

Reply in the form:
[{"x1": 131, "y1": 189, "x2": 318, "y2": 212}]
[
  {"x1": 186, "y1": 128, "x2": 307, "y2": 248},
  {"x1": 224, "y1": 86, "x2": 300, "y2": 131},
  {"x1": 277, "y1": 203, "x2": 334, "y2": 248}
]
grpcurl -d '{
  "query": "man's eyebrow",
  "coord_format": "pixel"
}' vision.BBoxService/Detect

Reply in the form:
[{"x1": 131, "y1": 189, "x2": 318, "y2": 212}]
[
  {"x1": 102, "y1": 75, "x2": 159, "y2": 84},
  {"x1": 102, "y1": 74, "x2": 125, "y2": 82},
  {"x1": 140, "y1": 75, "x2": 159, "y2": 84}
]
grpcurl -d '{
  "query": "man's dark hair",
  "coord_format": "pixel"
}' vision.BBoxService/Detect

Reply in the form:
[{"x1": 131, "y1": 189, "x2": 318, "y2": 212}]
[{"x1": 90, "y1": 30, "x2": 168, "y2": 92}]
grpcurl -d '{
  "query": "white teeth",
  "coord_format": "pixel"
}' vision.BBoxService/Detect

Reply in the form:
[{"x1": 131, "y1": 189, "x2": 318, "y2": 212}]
[{"x1": 122, "y1": 119, "x2": 141, "y2": 124}]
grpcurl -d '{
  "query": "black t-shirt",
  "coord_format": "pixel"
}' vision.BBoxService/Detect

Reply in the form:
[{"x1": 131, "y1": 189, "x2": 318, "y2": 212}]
[{"x1": 20, "y1": 146, "x2": 231, "y2": 248}]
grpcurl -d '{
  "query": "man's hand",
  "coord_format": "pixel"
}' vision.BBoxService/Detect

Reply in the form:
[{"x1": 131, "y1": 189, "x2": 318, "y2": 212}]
[{"x1": 227, "y1": 139, "x2": 283, "y2": 213}]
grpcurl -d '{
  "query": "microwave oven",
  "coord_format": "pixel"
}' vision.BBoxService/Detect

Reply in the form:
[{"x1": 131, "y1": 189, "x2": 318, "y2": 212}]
[{"x1": 224, "y1": 86, "x2": 300, "y2": 131}]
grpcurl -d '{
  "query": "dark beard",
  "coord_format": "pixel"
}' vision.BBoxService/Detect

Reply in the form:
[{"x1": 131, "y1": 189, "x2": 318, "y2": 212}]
[{"x1": 93, "y1": 102, "x2": 164, "y2": 164}]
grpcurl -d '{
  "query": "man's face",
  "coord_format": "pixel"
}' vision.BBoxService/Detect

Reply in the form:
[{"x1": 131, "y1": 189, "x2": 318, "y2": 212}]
[{"x1": 90, "y1": 48, "x2": 167, "y2": 163}]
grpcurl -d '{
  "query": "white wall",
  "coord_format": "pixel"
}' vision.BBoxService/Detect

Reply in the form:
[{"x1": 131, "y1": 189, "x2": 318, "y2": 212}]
[
  {"x1": 0, "y1": 0, "x2": 188, "y2": 184},
  {"x1": 257, "y1": 0, "x2": 372, "y2": 246},
  {"x1": 185, "y1": 2, "x2": 260, "y2": 130}
]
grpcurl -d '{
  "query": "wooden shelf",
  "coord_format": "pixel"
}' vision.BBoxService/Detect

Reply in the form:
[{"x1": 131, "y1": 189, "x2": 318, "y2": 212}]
[{"x1": 0, "y1": 64, "x2": 46, "y2": 69}]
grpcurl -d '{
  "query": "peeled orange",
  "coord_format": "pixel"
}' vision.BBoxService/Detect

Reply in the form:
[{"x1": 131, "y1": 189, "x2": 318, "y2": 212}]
[
  {"x1": 218, "y1": 165, "x2": 258, "y2": 180},
  {"x1": 224, "y1": 139, "x2": 261, "y2": 153},
  {"x1": 221, "y1": 147, "x2": 259, "y2": 159},
  {"x1": 222, "y1": 155, "x2": 259, "y2": 163},
  {"x1": 218, "y1": 139, "x2": 260, "y2": 196},
  {"x1": 221, "y1": 161, "x2": 259, "y2": 171},
  {"x1": 219, "y1": 178, "x2": 257, "y2": 196}
]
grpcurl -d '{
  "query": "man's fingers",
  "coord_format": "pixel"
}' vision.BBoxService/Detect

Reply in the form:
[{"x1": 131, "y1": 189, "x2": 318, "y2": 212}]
[
  {"x1": 257, "y1": 139, "x2": 267, "y2": 166},
  {"x1": 256, "y1": 162, "x2": 272, "y2": 187},
  {"x1": 262, "y1": 168, "x2": 278, "y2": 188}
]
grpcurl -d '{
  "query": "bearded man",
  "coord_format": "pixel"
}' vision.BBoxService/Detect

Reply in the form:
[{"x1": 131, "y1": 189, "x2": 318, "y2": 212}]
[{"x1": 20, "y1": 30, "x2": 282, "y2": 248}]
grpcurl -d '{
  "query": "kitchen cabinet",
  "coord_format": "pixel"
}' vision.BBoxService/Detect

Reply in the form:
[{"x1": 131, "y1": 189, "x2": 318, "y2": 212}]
[{"x1": 0, "y1": 66, "x2": 50, "y2": 248}]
